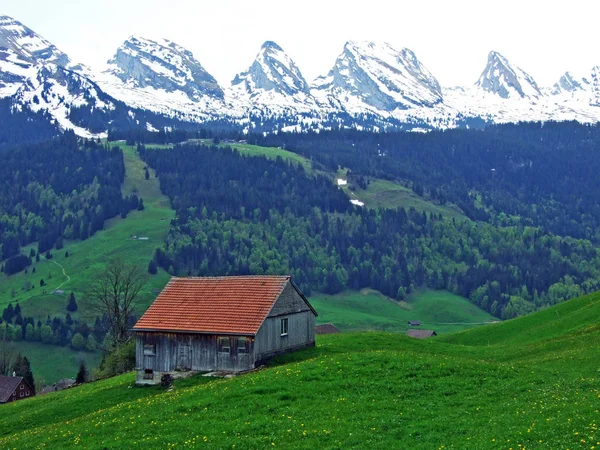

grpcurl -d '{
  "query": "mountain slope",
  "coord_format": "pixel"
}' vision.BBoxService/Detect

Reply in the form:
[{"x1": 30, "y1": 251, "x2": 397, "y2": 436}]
[
  {"x1": 1, "y1": 290, "x2": 599, "y2": 448},
  {"x1": 11, "y1": 64, "x2": 115, "y2": 137}
]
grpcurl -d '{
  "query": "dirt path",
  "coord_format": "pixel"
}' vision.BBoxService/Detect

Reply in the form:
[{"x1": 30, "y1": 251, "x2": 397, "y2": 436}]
[{"x1": 52, "y1": 260, "x2": 71, "y2": 291}]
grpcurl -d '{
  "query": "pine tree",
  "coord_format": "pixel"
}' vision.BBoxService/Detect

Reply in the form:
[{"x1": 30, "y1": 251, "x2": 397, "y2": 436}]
[
  {"x1": 66, "y1": 292, "x2": 78, "y2": 312},
  {"x1": 144, "y1": 167, "x2": 150, "y2": 180},
  {"x1": 147, "y1": 260, "x2": 157, "y2": 275},
  {"x1": 13, "y1": 354, "x2": 35, "y2": 393},
  {"x1": 76, "y1": 361, "x2": 88, "y2": 384},
  {"x1": 137, "y1": 198, "x2": 145, "y2": 211}
]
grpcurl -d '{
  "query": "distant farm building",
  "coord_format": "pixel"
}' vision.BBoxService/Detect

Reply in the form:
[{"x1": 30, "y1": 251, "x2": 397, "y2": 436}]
[
  {"x1": 0, "y1": 375, "x2": 34, "y2": 403},
  {"x1": 408, "y1": 320, "x2": 421, "y2": 327},
  {"x1": 40, "y1": 378, "x2": 75, "y2": 395},
  {"x1": 315, "y1": 323, "x2": 341, "y2": 335},
  {"x1": 406, "y1": 329, "x2": 437, "y2": 339},
  {"x1": 133, "y1": 276, "x2": 317, "y2": 385}
]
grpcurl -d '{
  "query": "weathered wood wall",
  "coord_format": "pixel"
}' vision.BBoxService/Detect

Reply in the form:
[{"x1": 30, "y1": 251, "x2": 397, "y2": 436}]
[
  {"x1": 135, "y1": 332, "x2": 256, "y2": 383},
  {"x1": 254, "y1": 283, "x2": 316, "y2": 361}
]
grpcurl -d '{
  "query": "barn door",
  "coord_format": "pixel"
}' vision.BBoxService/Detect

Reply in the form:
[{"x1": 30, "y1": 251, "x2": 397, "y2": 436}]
[{"x1": 177, "y1": 343, "x2": 191, "y2": 370}]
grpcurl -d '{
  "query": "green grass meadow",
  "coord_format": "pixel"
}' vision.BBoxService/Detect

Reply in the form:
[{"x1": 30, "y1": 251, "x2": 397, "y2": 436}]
[
  {"x1": 7, "y1": 341, "x2": 102, "y2": 386},
  {"x1": 310, "y1": 288, "x2": 496, "y2": 334},
  {"x1": 1, "y1": 291, "x2": 599, "y2": 449}
]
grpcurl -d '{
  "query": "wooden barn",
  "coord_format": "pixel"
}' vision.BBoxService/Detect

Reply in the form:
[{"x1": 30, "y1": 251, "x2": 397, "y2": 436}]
[
  {"x1": 133, "y1": 275, "x2": 317, "y2": 385},
  {"x1": 0, "y1": 375, "x2": 34, "y2": 403},
  {"x1": 406, "y1": 329, "x2": 437, "y2": 339}
]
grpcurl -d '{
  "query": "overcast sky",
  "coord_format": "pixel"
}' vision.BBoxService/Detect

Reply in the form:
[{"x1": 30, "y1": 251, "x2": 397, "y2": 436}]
[{"x1": 4, "y1": 0, "x2": 600, "y2": 88}]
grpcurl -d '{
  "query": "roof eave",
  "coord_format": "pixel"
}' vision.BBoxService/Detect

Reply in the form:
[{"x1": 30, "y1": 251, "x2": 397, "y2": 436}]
[{"x1": 132, "y1": 328, "x2": 256, "y2": 336}]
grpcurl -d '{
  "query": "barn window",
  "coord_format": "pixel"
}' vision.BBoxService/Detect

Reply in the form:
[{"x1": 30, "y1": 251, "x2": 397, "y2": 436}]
[
  {"x1": 143, "y1": 369, "x2": 154, "y2": 380},
  {"x1": 218, "y1": 337, "x2": 231, "y2": 354},
  {"x1": 281, "y1": 318, "x2": 288, "y2": 336},
  {"x1": 26, "y1": 391, "x2": 30, "y2": 397},
  {"x1": 143, "y1": 344, "x2": 156, "y2": 356},
  {"x1": 237, "y1": 338, "x2": 248, "y2": 354},
  {"x1": 20, "y1": 384, "x2": 24, "y2": 390},
  {"x1": 20, "y1": 392, "x2": 24, "y2": 397}
]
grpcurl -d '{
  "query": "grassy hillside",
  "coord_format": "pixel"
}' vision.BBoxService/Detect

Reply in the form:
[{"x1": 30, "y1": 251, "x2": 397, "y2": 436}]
[
  {"x1": 337, "y1": 172, "x2": 466, "y2": 218},
  {"x1": 0, "y1": 144, "x2": 174, "y2": 382},
  {"x1": 8, "y1": 341, "x2": 102, "y2": 385},
  {"x1": 0, "y1": 144, "x2": 173, "y2": 314},
  {"x1": 310, "y1": 289, "x2": 496, "y2": 334},
  {"x1": 1, "y1": 292, "x2": 599, "y2": 449},
  {"x1": 192, "y1": 139, "x2": 312, "y2": 171}
]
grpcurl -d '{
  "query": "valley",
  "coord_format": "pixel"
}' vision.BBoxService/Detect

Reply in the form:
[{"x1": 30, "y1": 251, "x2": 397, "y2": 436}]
[
  {"x1": 0, "y1": 140, "x2": 489, "y2": 384},
  {"x1": 1, "y1": 6, "x2": 600, "y2": 449}
]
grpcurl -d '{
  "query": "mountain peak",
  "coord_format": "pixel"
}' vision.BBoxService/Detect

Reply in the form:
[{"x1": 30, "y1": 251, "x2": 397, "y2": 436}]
[
  {"x1": 230, "y1": 41, "x2": 311, "y2": 98},
  {"x1": 0, "y1": 15, "x2": 70, "y2": 67},
  {"x1": 261, "y1": 40, "x2": 283, "y2": 52},
  {"x1": 476, "y1": 51, "x2": 541, "y2": 99},
  {"x1": 105, "y1": 35, "x2": 223, "y2": 100},
  {"x1": 313, "y1": 40, "x2": 443, "y2": 112}
]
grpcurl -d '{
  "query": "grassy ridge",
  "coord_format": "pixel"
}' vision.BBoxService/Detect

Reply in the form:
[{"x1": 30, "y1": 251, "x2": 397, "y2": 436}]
[
  {"x1": 310, "y1": 289, "x2": 496, "y2": 334},
  {"x1": 1, "y1": 292, "x2": 599, "y2": 448}
]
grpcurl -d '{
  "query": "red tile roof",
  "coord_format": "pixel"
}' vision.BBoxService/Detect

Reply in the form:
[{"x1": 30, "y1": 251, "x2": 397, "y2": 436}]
[{"x1": 133, "y1": 276, "x2": 292, "y2": 335}]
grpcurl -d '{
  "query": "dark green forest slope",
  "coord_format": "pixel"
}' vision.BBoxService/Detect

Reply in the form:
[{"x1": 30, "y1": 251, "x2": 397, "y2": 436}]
[{"x1": 140, "y1": 123, "x2": 600, "y2": 319}]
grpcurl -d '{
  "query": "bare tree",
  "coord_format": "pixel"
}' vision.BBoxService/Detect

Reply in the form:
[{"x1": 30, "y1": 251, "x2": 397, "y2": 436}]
[
  {"x1": 86, "y1": 259, "x2": 147, "y2": 348},
  {"x1": 0, "y1": 335, "x2": 15, "y2": 376}
]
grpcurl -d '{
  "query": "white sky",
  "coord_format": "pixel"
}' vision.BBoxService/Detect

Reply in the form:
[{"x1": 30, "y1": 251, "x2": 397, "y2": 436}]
[{"x1": 3, "y1": 0, "x2": 600, "y2": 88}]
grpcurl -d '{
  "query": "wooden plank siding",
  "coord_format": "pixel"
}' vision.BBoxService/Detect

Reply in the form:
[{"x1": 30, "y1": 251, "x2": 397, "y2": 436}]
[{"x1": 134, "y1": 279, "x2": 316, "y2": 384}]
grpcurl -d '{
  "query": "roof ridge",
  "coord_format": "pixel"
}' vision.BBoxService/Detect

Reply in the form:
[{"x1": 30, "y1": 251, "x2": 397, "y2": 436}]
[{"x1": 171, "y1": 275, "x2": 291, "y2": 280}]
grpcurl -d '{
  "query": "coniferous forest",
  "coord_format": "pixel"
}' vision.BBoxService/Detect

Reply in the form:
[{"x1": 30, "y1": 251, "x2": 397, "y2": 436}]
[
  {"x1": 2, "y1": 121, "x2": 600, "y2": 322},
  {"x1": 140, "y1": 122, "x2": 600, "y2": 320},
  {"x1": 0, "y1": 132, "x2": 138, "y2": 262}
]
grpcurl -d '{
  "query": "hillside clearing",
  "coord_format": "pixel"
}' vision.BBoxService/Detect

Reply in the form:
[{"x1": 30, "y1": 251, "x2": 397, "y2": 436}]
[{"x1": 336, "y1": 170, "x2": 466, "y2": 218}]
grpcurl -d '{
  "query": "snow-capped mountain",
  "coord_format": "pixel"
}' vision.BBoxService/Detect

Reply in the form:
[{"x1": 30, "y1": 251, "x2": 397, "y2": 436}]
[
  {"x1": 0, "y1": 15, "x2": 76, "y2": 98},
  {"x1": 104, "y1": 36, "x2": 223, "y2": 100},
  {"x1": 442, "y1": 51, "x2": 600, "y2": 126},
  {"x1": 0, "y1": 15, "x2": 71, "y2": 67},
  {"x1": 551, "y1": 71, "x2": 591, "y2": 95},
  {"x1": 2, "y1": 14, "x2": 600, "y2": 138},
  {"x1": 228, "y1": 41, "x2": 319, "y2": 112},
  {"x1": 312, "y1": 41, "x2": 443, "y2": 114},
  {"x1": 591, "y1": 67, "x2": 600, "y2": 107},
  {"x1": 475, "y1": 51, "x2": 541, "y2": 99},
  {"x1": 95, "y1": 36, "x2": 230, "y2": 122}
]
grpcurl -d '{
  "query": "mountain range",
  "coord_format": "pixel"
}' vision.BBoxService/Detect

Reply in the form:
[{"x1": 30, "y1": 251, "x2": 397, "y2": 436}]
[{"x1": 1, "y1": 14, "x2": 599, "y2": 137}]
